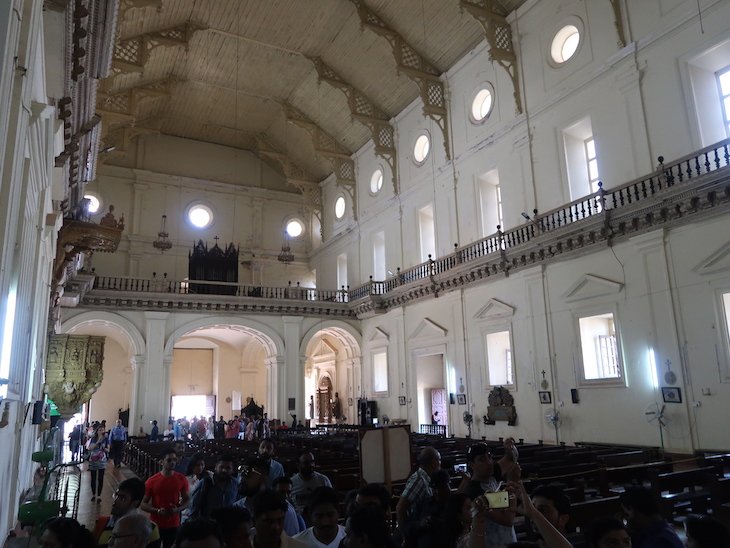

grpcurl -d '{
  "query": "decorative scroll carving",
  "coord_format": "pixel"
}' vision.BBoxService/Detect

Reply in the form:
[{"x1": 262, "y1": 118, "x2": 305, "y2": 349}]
[
  {"x1": 484, "y1": 386, "x2": 517, "y2": 426},
  {"x1": 609, "y1": 0, "x2": 627, "y2": 49},
  {"x1": 120, "y1": 0, "x2": 162, "y2": 20},
  {"x1": 350, "y1": 0, "x2": 451, "y2": 160},
  {"x1": 460, "y1": 0, "x2": 523, "y2": 114},
  {"x1": 45, "y1": 335, "x2": 106, "y2": 418},
  {"x1": 111, "y1": 23, "x2": 201, "y2": 75},
  {"x1": 311, "y1": 58, "x2": 399, "y2": 195},
  {"x1": 254, "y1": 135, "x2": 326, "y2": 226},
  {"x1": 53, "y1": 213, "x2": 124, "y2": 291}
]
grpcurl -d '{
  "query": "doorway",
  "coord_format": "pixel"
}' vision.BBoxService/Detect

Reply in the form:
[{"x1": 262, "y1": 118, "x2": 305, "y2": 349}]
[{"x1": 413, "y1": 352, "x2": 448, "y2": 434}]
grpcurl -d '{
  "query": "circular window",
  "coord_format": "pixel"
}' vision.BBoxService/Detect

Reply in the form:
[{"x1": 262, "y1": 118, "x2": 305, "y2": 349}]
[
  {"x1": 471, "y1": 87, "x2": 493, "y2": 123},
  {"x1": 286, "y1": 219, "x2": 304, "y2": 238},
  {"x1": 370, "y1": 168, "x2": 383, "y2": 194},
  {"x1": 187, "y1": 204, "x2": 213, "y2": 228},
  {"x1": 551, "y1": 24, "x2": 580, "y2": 64},
  {"x1": 334, "y1": 196, "x2": 346, "y2": 219},
  {"x1": 413, "y1": 133, "x2": 431, "y2": 164},
  {"x1": 84, "y1": 194, "x2": 101, "y2": 214}
]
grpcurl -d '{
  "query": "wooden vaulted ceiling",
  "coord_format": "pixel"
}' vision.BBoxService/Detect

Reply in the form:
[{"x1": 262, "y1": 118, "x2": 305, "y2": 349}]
[{"x1": 101, "y1": 0, "x2": 528, "y2": 188}]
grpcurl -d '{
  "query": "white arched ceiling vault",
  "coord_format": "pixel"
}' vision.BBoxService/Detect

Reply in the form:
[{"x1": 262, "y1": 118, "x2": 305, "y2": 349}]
[
  {"x1": 300, "y1": 321, "x2": 362, "y2": 359},
  {"x1": 60, "y1": 311, "x2": 146, "y2": 357},
  {"x1": 164, "y1": 316, "x2": 285, "y2": 359}
]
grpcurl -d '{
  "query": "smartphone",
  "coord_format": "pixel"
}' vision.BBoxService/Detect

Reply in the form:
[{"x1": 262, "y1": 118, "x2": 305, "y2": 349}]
[
  {"x1": 484, "y1": 491, "x2": 510, "y2": 509},
  {"x1": 453, "y1": 463, "x2": 467, "y2": 473}
]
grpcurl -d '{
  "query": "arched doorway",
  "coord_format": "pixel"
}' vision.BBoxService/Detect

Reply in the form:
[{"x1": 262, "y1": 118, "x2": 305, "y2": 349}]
[
  {"x1": 301, "y1": 323, "x2": 362, "y2": 425},
  {"x1": 164, "y1": 318, "x2": 284, "y2": 423},
  {"x1": 60, "y1": 312, "x2": 145, "y2": 433}
]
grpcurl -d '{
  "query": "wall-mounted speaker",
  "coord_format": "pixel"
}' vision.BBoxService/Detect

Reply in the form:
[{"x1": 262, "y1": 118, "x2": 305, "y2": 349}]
[{"x1": 570, "y1": 388, "x2": 579, "y2": 404}]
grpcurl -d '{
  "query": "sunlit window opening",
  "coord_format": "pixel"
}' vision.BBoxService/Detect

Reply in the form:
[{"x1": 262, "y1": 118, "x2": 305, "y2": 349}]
[
  {"x1": 471, "y1": 88, "x2": 493, "y2": 122},
  {"x1": 551, "y1": 25, "x2": 580, "y2": 64},
  {"x1": 188, "y1": 204, "x2": 213, "y2": 228},
  {"x1": 585, "y1": 137, "x2": 600, "y2": 193},
  {"x1": 370, "y1": 169, "x2": 383, "y2": 194},
  {"x1": 286, "y1": 219, "x2": 304, "y2": 238},
  {"x1": 718, "y1": 66, "x2": 730, "y2": 136},
  {"x1": 334, "y1": 196, "x2": 346, "y2": 219},
  {"x1": 85, "y1": 194, "x2": 100, "y2": 214},
  {"x1": 413, "y1": 134, "x2": 431, "y2": 164}
]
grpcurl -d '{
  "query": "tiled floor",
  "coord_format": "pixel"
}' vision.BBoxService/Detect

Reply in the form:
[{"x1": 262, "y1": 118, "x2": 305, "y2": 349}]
[{"x1": 74, "y1": 464, "x2": 137, "y2": 528}]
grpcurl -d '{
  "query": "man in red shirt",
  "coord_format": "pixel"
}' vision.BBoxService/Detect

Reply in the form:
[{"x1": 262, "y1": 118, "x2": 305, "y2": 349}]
[{"x1": 140, "y1": 448, "x2": 189, "y2": 548}]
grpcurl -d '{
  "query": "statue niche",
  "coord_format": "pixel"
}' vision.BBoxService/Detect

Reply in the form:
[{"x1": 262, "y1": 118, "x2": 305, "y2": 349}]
[{"x1": 188, "y1": 239, "x2": 239, "y2": 295}]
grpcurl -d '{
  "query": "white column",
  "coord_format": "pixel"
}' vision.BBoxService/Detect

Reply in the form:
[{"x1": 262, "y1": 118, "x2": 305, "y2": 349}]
[
  {"x1": 264, "y1": 356, "x2": 282, "y2": 419},
  {"x1": 129, "y1": 354, "x2": 144, "y2": 432},
  {"x1": 136, "y1": 312, "x2": 169, "y2": 426},
  {"x1": 282, "y1": 316, "x2": 304, "y2": 420}
]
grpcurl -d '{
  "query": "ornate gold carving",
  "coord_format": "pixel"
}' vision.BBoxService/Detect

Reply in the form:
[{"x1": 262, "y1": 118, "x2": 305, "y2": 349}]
[
  {"x1": 461, "y1": 0, "x2": 523, "y2": 114},
  {"x1": 45, "y1": 335, "x2": 106, "y2": 418},
  {"x1": 311, "y1": 57, "x2": 399, "y2": 195},
  {"x1": 350, "y1": 0, "x2": 451, "y2": 160}
]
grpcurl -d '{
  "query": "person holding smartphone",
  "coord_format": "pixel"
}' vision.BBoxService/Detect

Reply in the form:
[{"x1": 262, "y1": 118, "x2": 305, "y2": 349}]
[{"x1": 457, "y1": 443, "x2": 516, "y2": 545}]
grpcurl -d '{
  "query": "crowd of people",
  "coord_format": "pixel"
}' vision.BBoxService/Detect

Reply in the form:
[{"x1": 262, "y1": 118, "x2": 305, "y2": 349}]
[
  {"x1": 24, "y1": 432, "x2": 730, "y2": 548},
  {"x1": 141, "y1": 415, "x2": 273, "y2": 444}
]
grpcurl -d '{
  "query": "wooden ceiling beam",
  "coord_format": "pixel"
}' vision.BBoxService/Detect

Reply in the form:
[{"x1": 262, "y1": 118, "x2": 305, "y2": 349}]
[
  {"x1": 255, "y1": 135, "x2": 324, "y2": 228},
  {"x1": 283, "y1": 102, "x2": 356, "y2": 192},
  {"x1": 350, "y1": 0, "x2": 451, "y2": 160},
  {"x1": 111, "y1": 23, "x2": 202, "y2": 76},
  {"x1": 311, "y1": 57, "x2": 398, "y2": 196}
]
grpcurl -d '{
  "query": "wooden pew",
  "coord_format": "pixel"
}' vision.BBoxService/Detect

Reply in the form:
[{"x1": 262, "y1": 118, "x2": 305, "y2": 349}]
[{"x1": 649, "y1": 466, "x2": 718, "y2": 518}]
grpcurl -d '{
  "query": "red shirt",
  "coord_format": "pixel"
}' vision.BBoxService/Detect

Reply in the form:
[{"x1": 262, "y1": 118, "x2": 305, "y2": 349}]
[{"x1": 144, "y1": 471, "x2": 189, "y2": 529}]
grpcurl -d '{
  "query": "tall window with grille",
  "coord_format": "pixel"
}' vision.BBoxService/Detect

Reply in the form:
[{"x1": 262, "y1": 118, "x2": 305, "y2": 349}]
[
  {"x1": 578, "y1": 312, "x2": 623, "y2": 383},
  {"x1": 718, "y1": 66, "x2": 730, "y2": 137},
  {"x1": 585, "y1": 137, "x2": 600, "y2": 193}
]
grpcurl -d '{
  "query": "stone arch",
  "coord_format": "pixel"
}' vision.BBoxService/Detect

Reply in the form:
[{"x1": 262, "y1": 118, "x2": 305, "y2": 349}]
[
  {"x1": 300, "y1": 320, "x2": 362, "y2": 358},
  {"x1": 60, "y1": 311, "x2": 146, "y2": 356},
  {"x1": 164, "y1": 316, "x2": 284, "y2": 359}
]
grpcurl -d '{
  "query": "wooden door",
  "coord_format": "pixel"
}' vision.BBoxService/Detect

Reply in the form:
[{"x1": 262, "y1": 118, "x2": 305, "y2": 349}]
[{"x1": 431, "y1": 388, "x2": 448, "y2": 433}]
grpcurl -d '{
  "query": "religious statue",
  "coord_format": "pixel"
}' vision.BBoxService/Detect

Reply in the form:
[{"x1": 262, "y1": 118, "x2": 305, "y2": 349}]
[
  {"x1": 332, "y1": 392, "x2": 342, "y2": 422},
  {"x1": 309, "y1": 395, "x2": 314, "y2": 419}
]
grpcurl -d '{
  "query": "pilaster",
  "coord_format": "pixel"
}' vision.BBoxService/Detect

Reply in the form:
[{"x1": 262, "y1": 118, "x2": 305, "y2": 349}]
[
  {"x1": 282, "y1": 316, "x2": 304, "y2": 420},
  {"x1": 136, "y1": 312, "x2": 169, "y2": 426}
]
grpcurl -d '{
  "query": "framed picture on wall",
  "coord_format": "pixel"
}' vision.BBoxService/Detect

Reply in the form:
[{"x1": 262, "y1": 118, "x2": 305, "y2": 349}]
[
  {"x1": 661, "y1": 387, "x2": 682, "y2": 403},
  {"x1": 539, "y1": 391, "x2": 552, "y2": 404},
  {"x1": 456, "y1": 394, "x2": 467, "y2": 405},
  {"x1": 398, "y1": 396, "x2": 406, "y2": 406}
]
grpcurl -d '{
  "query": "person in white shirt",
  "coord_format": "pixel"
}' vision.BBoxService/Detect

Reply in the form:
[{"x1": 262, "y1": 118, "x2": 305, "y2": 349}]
[{"x1": 293, "y1": 487, "x2": 345, "y2": 548}]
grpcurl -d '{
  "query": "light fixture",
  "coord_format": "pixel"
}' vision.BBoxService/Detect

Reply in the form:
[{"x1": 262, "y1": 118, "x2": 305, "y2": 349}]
[
  {"x1": 277, "y1": 233, "x2": 294, "y2": 264},
  {"x1": 153, "y1": 214, "x2": 172, "y2": 252}
]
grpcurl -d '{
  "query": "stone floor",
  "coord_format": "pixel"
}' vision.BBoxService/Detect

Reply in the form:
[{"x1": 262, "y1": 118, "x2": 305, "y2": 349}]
[{"x1": 74, "y1": 464, "x2": 137, "y2": 529}]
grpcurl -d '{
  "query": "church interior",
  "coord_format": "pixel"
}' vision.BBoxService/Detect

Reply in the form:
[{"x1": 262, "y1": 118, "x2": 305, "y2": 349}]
[{"x1": 2, "y1": 0, "x2": 730, "y2": 537}]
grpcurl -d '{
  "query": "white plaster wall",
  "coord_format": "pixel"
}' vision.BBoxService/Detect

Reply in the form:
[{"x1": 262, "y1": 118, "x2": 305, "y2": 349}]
[{"x1": 88, "y1": 339, "x2": 133, "y2": 424}]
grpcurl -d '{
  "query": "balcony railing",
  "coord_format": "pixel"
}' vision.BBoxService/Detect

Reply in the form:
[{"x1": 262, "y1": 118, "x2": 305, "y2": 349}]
[
  {"x1": 77, "y1": 139, "x2": 730, "y2": 315},
  {"x1": 92, "y1": 277, "x2": 350, "y2": 303},
  {"x1": 348, "y1": 138, "x2": 730, "y2": 300}
]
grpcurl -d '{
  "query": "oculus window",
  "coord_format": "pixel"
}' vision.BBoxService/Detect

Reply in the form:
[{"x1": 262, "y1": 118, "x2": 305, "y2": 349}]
[
  {"x1": 187, "y1": 204, "x2": 213, "y2": 229},
  {"x1": 370, "y1": 168, "x2": 383, "y2": 194},
  {"x1": 471, "y1": 87, "x2": 494, "y2": 123},
  {"x1": 551, "y1": 24, "x2": 580, "y2": 64},
  {"x1": 286, "y1": 219, "x2": 304, "y2": 238},
  {"x1": 578, "y1": 312, "x2": 624, "y2": 383},
  {"x1": 413, "y1": 133, "x2": 431, "y2": 164},
  {"x1": 334, "y1": 196, "x2": 346, "y2": 220},
  {"x1": 84, "y1": 194, "x2": 101, "y2": 214}
]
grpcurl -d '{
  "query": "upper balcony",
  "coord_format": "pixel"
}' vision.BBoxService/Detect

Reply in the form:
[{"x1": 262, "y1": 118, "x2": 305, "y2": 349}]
[{"x1": 66, "y1": 138, "x2": 730, "y2": 319}]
